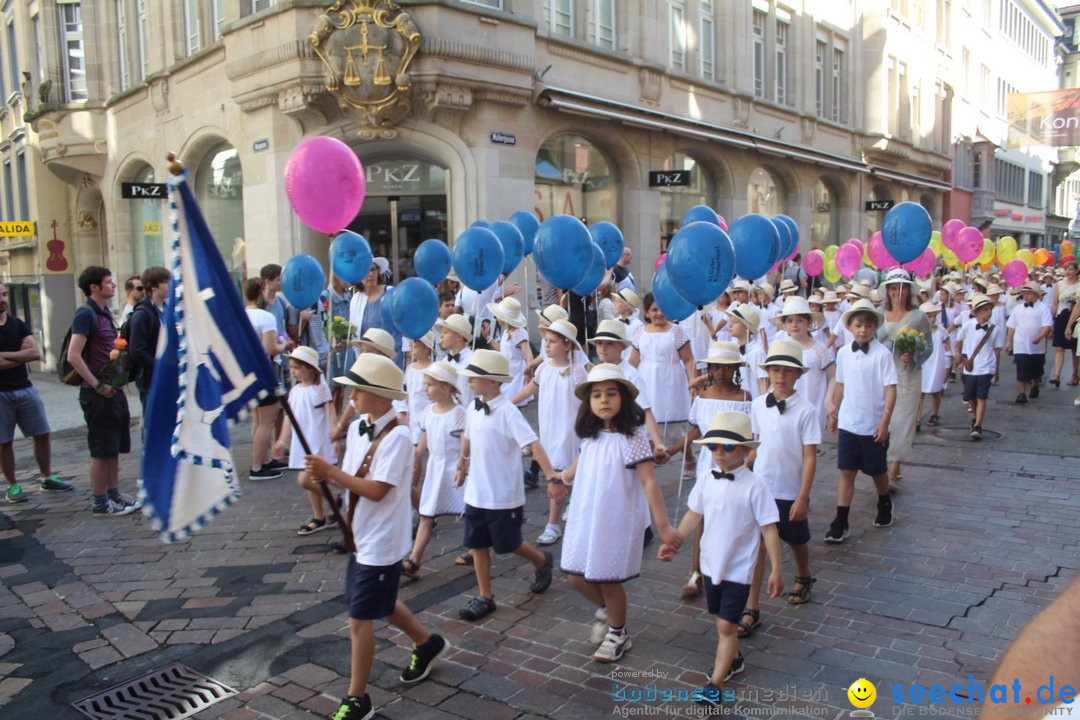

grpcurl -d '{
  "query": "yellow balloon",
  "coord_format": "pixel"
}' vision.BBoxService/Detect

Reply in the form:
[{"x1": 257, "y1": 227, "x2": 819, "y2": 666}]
[
  {"x1": 977, "y1": 239, "x2": 995, "y2": 265},
  {"x1": 825, "y1": 245, "x2": 839, "y2": 260},
  {"x1": 823, "y1": 261, "x2": 841, "y2": 284},
  {"x1": 864, "y1": 252, "x2": 878, "y2": 269},
  {"x1": 944, "y1": 248, "x2": 959, "y2": 269},
  {"x1": 997, "y1": 235, "x2": 1018, "y2": 255},
  {"x1": 929, "y1": 235, "x2": 944, "y2": 257},
  {"x1": 1016, "y1": 248, "x2": 1034, "y2": 270}
]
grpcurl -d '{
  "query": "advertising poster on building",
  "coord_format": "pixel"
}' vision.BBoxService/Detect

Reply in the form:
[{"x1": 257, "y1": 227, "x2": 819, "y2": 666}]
[{"x1": 1007, "y1": 89, "x2": 1080, "y2": 147}]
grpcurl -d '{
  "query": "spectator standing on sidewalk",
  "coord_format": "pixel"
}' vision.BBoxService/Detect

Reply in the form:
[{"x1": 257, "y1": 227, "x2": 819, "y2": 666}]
[
  {"x1": 66, "y1": 266, "x2": 140, "y2": 517},
  {"x1": 119, "y1": 275, "x2": 144, "y2": 324},
  {"x1": 0, "y1": 281, "x2": 72, "y2": 503},
  {"x1": 127, "y1": 266, "x2": 169, "y2": 416}
]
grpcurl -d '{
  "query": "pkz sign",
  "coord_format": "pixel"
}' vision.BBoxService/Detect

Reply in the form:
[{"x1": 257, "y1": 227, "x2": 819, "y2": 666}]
[
  {"x1": 865, "y1": 200, "x2": 895, "y2": 211},
  {"x1": 121, "y1": 182, "x2": 167, "y2": 199},
  {"x1": 649, "y1": 170, "x2": 692, "y2": 187}
]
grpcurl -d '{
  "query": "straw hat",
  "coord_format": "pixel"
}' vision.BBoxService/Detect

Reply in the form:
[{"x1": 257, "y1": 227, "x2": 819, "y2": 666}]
[
  {"x1": 985, "y1": 283, "x2": 1004, "y2": 296},
  {"x1": 858, "y1": 279, "x2": 873, "y2": 288},
  {"x1": 574, "y1": 363, "x2": 639, "y2": 400},
  {"x1": 703, "y1": 341, "x2": 745, "y2": 365},
  {"x1": 757, "y1": 339, "x2": 809, "y2": 374},
  {"x1": 1019, "y1": 282, "x2": 1045, "y2": 297},
  {"x1": 970, "y1": 293, "x2": 994, "y2": 312},
  {"x1": 725, "y1": 303, "x2": 761, "y2": 335},
  {"x1": 870, "y1": 288, "x2": 884, "y2": 305},
  {"x1": 446, "y1": 267, "x2": 461, "y2": 283},
  {"x1": 422, "y1": 361, "x2": 459, "y2": 390},
  {"x1": 414, "y1": 331, "x2": 436, "y2": 350},
  {"x1": 822, "y1": 290, "x2": 840, "y2": 304},
  {"x1": 334, "y1": 353, "x2": 406, "y2": 400},
  {"x1": 487, "y1": 297, "x2": 527, "y2": 327},
  {"x1": 352, "y1": 328, "x2": 397, "y2": 358},
  {"x1": 731, "y1": 280, "x2": 753, "y2": 294},
  {"x1": 612, "y1": 288, "x2": 641, "y2": 309},
  {"x1": 881, "y1": 268, "x2": 916, "y2": 287},
  {"x1": 842, "y1": 298, "x2": 885, "y2": 328},
  {"x1": 542, "y1": 318, "x2": 583, "y2": 353},
  {"x1": 778, "y1": 279, "x2": 799, "y2": 294},
  {"x1": 808, "y1": 293, "x2": 824, "y2": 306},
  {"x1": 692, "y1": 411, "x2": 760, "y2": 448},
  {"x1": 772, "y1": 296, "x2": 825, "y2": 331},
  {"x1": 590, "y1": 319, "x2": 631, "y2": 346},
  {"x1": 287, "y1": 345, "x2": 321, "y2": 371},
  {"x1": 755, "y1": 282, "x2": 776, "y2": 301},
  {"x1": 457, "y1": 348, "x2": 512, "y2": 383},
  {"x1": 435, "y1": 313, "x2": 474, "y2": 341},
  {"x1": 846, "y1": 284, "x2": 870, "y2": 301},
  {"x1": 918, "y1": 301, "x2": 941, "y2": 315},
  {"x1": 972, "y1": 276, "x2": 988, "y2": 290},
  {"x1": 535, "y1": 304, "x2": 569, "y2": 326}
]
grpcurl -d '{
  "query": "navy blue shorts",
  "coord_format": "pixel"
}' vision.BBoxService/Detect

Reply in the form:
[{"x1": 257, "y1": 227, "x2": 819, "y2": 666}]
[
  {"x1": 464, "y1": 504, "x2": 524, "y2": 554},
  {"x1": 962, "y1": 373, "x2": 992, "y2": 401},
  {"x1": 1014, "y1": 353, "x2": 1042, "y2": 382},
  {"x1": 775, "y1": 499, "x2": 811, "y2": 546},
  {"x1": 345, "y1": 558, "x2": 401, "y2": 621},
  {"x1": 704, "y1": 577, "x2": 752, "y2": 624},
  {"x1": 837, "y1": 429, "x2": 888, "y2": 477}
]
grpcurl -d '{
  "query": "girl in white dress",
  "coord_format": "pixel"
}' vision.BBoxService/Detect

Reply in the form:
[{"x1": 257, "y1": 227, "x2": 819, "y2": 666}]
[
  {"x1": 513, "y1": 319, "x2": 588, "y2": 545},
  {"x1": 707, "y1": 292, "x2": 732, "y2": 343},
  {"x1": 395, "y1": 332, "x2": 434, "y2": 445},
  {"x1": 554, "y1": 364, "x2": 680, "y2": 663},
  {"x1": 273, "y1": 346, "x2": 338, "y2": 536},
  {"x1": 402, "y1": 362, "x2": 466, "y2": 579},
  {"x1": 771, "y1": 297, "x2": 836, "y2": 429},
  {"x1": 487, "y1": 297, "x2": 534, "y2": 407},
  {"x1": 629, "y1": 293, "x2": 695, "y2": 428},
  {"x1": 916, "y1": 303, "x2": 949, "y2": 431},
  {"x1": 664, "y1": 341, "x2": 752, "y2": 600}
]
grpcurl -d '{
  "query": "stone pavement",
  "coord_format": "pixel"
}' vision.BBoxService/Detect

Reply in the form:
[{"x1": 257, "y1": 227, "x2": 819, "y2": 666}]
[{"x1": 1, "y1": 372, "x2": 1079, "y2": 720}]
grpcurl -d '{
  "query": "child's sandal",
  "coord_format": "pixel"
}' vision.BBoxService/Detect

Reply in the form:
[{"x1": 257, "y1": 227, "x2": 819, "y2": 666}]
[
  {"x1": 735, "y1": 609, "x2": 760, "y2": 638},
  {"x1": 401, "y1": 559, "x2": 421, "y2": 579},
  {"x1": 926, "y1": 414, "x2": 940, "y2": 427},
  {"x1": 454, "y1": 553, "x2": 474, "y2": 566},
  {"x1": 787, "y1": 576, "x2": 815, "y2": 605},
  {"x1": 680, "y1": 570, "x2": 704, "y2": 599}
]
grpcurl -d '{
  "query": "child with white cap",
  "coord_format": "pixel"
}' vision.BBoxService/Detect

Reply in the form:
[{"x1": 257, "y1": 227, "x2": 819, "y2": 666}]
[
  {"x1": 395, "y1": 331, "x2": 435, "y2": 446},
  {"x1": 772, "y1": 296, "x2": 836, "y2": 427},
  {"x1": 487, "y1": 297, "x2": 534, "y2": 406},
  {"x1": 955, "y1": 294, "x2": 1002, "y2": 440},
  {"x1": 916, "y1": 303, "x2": 949, "y2": 430},
  {"x1": 724, "y1": 303, "x2": 767, "y2": 399},
  {"x1": 434, "y1": 314, "x2": 476, "y2": 405},
  {"x1": 1005, "y1": 283, "x2": 1052, "y2": 404}
]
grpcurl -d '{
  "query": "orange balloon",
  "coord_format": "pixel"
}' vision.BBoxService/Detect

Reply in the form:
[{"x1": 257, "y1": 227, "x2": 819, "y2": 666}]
[{"x1": 1062, "y1": 240, "x2": 1075, "y2": 257}]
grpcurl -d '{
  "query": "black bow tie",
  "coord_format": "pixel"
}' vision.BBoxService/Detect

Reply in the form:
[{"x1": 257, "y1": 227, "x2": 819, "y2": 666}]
[
  {"x1": 447, "y1": 352, "x2": 461, "y2": 362},
  {"x1": 851, "y1": 341, "x2": 870, "y2": 354},
  {"x1": 711, "y1": 469, "x2": 736, "y2": 481},
  {"x1": 765, "y1": 393, "x2": 786, "y2": 414},
  {"x1": 357, "y1": 419, "x2": 375, "y2": 440},
  {"x1": 619, "y1": 318, "x2": 630, "y2": 324},
  {"x1": 976, "y1": 323, "x2": 989, "y2": 331},
  {"x1": 739, "y1": 344, "x2": 747, "y2": 354},
  {"x1": 1024, "y1": 302, "x2": 1034, "y2": 308},
  {"x1": 474, "y1": 397, "x2": 491, "y2": 415}
]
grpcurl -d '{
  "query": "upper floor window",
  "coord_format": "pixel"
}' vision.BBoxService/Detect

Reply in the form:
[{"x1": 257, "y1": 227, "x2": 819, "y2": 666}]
[
  {"x1": 545, "y1": 0, "x2": 572, "y2": 36},
  {"x1": 775, "y1": 16, "x2": 789, "y2": 105},
  {"x1": 184, "y1": 0, "x2": 200, "y2": 55},
  {"x1": 670, "y1": 1, "x2": 686, "y2": 72},
  {"x1": 5, "y1": 7, "x2": 18, "y2": 99},
  {"x1": 117, "y1": 1, "x2": 130, "y2": 90},
  {"x1": 252, "y1": 0, "x2": 277, "y2": 11},
  {"x1": 814, "y1": 40, "x2": 826, "y2": 116},
  {"x1": 213, "y1": 0, "x2": 225, "y2": 41},
  {"x1": 752, "y1": 10, "x2": 765, "y2": 98},
  {"x1": 137, "y1": 0, "x2": 148, "y2": 81},
  {"x1": 700, "y1": 4, "x2": 714, "y2": 81},
  {"x1": 59, "y1": 0, "x2": 87, "y2": 102},
  {"x1": 592, "y1": 0, "x2": 615, "y2": 50}
]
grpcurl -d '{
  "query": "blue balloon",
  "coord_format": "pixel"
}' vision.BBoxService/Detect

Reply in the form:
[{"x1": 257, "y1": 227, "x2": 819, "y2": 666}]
[
  {"x1": 470, "y1": 220, "x2": 493, "y2": 230},
  {"x1": 413, "y1": 239, "x2": 452, "y2": 285},
  {"x1": 589, "y1": 221, "x2": 624, "y2": 269},
  {"x1": 389, "y1": 277, "x2": 440, "y2": 339},
  {"x1": 509, "y1": 211, "x2": 539, "y2": 255},
  {"x1": 881, "y1": 201, "x2": 932, "y2": 263},
  {"x1": 452, "y1": 227, "x2": 504, "y2": 292},
  {"x1": 534, "y1": 214, "x2": 592, "y2": 290},
  {"x1": 682, "y1": 204, "x2": 721, "y2": 227},
  {"x1": 281, "y1": 254, "x2": 325, "y2": 310},
  {"x1": 774, "y1": 214, "x2": 799, "y2": 252},
  {"x1": 651, "y1": 263, "x2": 695, "y2": 322},
  {"x1": 771, "y1": 218, "x2": 794, "y2": 263},
  {"x1": 729, "y1": 214, "x2": 782, "y2": 280},
  {"x1": 665, "y1": 221, "x2": 736, "y2": 308},
  {"x1": 330, "y1": 231, "x2": 373, "y2": 285},
  {"x1": 571, "y1": 243, "x2": 606, "y2": 296},
  {"x1": 380, "y1": 286, "x2": 401, "y2": 334},
  {"x1": 491, "y1": 221, "x2": 525, "y2": 275}
]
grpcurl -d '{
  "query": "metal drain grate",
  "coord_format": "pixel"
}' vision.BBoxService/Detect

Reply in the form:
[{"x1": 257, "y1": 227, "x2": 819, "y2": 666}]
[{"x1": 72, "y1": 663, "x2": 237, "y2": 720}]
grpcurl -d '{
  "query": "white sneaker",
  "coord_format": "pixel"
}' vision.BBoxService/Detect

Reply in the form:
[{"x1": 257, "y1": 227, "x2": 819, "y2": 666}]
[
  {"x1": 537, "y1": 524, "x2": 562, "y2": 545},
  {"x1": 1074, "y1": 396, "x2": 1080, "y2": 406},
  {"x1": 593, "y1": 631, "x2": 631, "y2": 663},
  {"x1": 589, "y1": 620, "x2": 607, "y2": 645}
]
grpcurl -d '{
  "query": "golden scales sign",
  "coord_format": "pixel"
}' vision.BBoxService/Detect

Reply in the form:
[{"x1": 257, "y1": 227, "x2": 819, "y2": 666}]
[{"x1": 310, "y1": 0, "x2": 421, "y2": 135}]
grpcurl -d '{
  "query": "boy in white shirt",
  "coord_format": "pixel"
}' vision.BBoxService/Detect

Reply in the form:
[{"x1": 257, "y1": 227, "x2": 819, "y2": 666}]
[
  {"x1": 453, "y1": 350, "x2": 559, "y2": 621},
  {"x1": 659, "y1": 411, "x2": 781, "y2": 706},
  {"x1": 1005, "y1": 283, "x2": 1053, "y2": 404},
  {"x1": 825, "y1": 299, "x2": 898, "y2": 543},
  {"x1": 434, "y1": 314, "x2": 475, "y2": 405},
  {"x1": 724, "y1": 304, "x2": 767, "y2": 398},
  {"x1": 954, "y1": 294, "x2": 1002, "y2": 441},
  {"x1": 306, "y1": 354, "x2": 447, "y2": 720}
]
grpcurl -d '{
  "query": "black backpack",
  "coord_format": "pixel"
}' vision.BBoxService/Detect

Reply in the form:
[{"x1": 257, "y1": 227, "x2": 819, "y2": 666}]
[
  {"x1": 58, "y1": 306, "x2": 93, "y2": 386},
  {"x1": 118, "y1": 305, "x2": 151, "y2": 383}
]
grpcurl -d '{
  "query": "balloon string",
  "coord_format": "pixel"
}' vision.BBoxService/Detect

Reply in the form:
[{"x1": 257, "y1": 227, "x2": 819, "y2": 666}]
[{"x1": 582, "y1": 296, "x2": 589, "y2": 352}]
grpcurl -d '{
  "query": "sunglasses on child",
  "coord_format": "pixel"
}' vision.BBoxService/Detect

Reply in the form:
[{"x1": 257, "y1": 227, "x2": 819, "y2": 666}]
[{"x1": 706, "y1": 442, "x2": 738, "y2": 453}]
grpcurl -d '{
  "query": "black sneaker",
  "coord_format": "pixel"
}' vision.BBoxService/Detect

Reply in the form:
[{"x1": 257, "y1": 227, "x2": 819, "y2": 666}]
[
  {"x1": 1015, "y1": 393, "x2": 1028, "y2": 404},
  {"x1": 723, "y1": 653, "x2": 745, "y2": 681},
  {"x1": 970, "y1": 425, "x2": 982, "y2": 441},
  {"x1": 264, "y1": 458, "x2": 288, "y2": 471},
  {"x1": 249, "y1": 467, "x2": 283, "y2": 480},
  {"x1": 697, "y1": 682, "x2": 724, "y2": 707},
  {"x1": 331, "y1": 694, "x2": 373, "y2": 720},
  {"x1": 531, "y1": 551, "x2": 553, "y2": 593},
  {"x1": 400, "y1": 634, "x2": 449, "y2": 684},
  {"x1": 459, "y1": 596, "x2": 496, "y2": 621},
  {"x1": 1029, "y1": 384, "x2": 1040, "y2": 399},
  {"x1": 824, "y1": 517, "x2": 849, "y2": 543},
  {"x1": 874, "y1": 498, "x2": 893, "y2": 528}
]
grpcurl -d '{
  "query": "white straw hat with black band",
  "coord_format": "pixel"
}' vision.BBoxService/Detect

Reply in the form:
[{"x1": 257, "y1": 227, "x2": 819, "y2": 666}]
[
  {"x1": 724, "y1": 303, "x2": 761, "y2": 335},
  {"x1": 457, "y1": 349, "x2": 512, "y2": 383},
  {"x1": 535, "y1": 304, "x2": 569, "y2": 325},
  {"x1": 414, "y1": 331, "x2": 436, "y2": 350},
  {"x1": 841, "y1": 298, "x2": 885, "y2": 328},
  {"x1": 703, "y1": 341, "x2": 745, "y2": 365},
  {"x1": 574, "y1": 363, "x2": 639, "y2": 400},
  {"x1": 756, "y1": 339, "x2": 809, "y2": 374},
  {"x1": 287, "y1": 345, "x2": 321, "y2": 371},
  {"x1": 612, "y1": 288, "x2": 641, "y2": 309},
  {"x1": 434, "y1": 313, "x2": 474, "y2": 342},
  {"x1": 589, "y1": 319, "x2": 631, "y2": 346},
  {"x1": 881, "y1": 268, "x2": 916, "y2": 288},
  {"x1": 487, "y1": 297, "x2": 527, "y2": 328},
  {"x1": 692, "y1": 411, "x2": 760, "y2": 448},
  {"x1": 543, "y1": 318, "x2": 583, "y2": 353},
  {"x1": 422, "y1": 361, "x2": 459, "y2": 389},
  {"x1": 351, "y1": 327, "x2": 397, "y2": 358},
  {"x1": 334, "y1": 353, "x2": 407, "y2": 400},
  {"x1": 772, "y1": 296, "x2": 825, "y2": 331}
]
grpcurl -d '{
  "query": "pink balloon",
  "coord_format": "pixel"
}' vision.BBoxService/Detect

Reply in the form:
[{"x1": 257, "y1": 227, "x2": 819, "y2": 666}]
[
  {"x1": 284, "y1": 137, "x2": 366, "y2": 234},
  {"x1": 1003, "y1": 259, "x2": 1028, "y2": 288},
  {"x1": 717, "y1": 215, "x2": 728, "y2": 231},
  {"x1": 836, "y1": 243, "x2": 861, "y2": 278},
  {"x1": 867, "y1": 231, "x2": 898, "y2": 269},
  {"x1": 942, "y1": 218, "x2": 965, "y2": 250},
  {"x1": 654, "y1": 252, "x2": 667, "y2": 272},
  {"x1": 803, "y1": 249, "x2": 824, "y2": 277},
  {"x1": 954, "y1": 226, "x2": 984, "y2": 264},
  {"x1": 845, "y1": 238, "x2": 864, "y2": 257},
  {"x1": 902, "y1": 247, "x2": 936, "y2": 276}
]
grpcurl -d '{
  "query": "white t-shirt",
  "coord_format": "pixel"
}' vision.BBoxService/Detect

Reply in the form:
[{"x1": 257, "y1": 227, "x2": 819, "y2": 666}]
[
  {"x1": 340, "y1": 410, "x2": 414, "y2": 567},
  {"x1": 246, "y1": 307, "x2": 278, "y2": 357},
  {"x1": 831, "y1": 316, "x2": 854, "y2": 349},
  {"x1": 835, "y1": 340, "x2": 898, "y2": 436},
  {"x1": 1006, "y1": 302, "x2": 1053, "y2": 355},
  {"x1": 619, "y1": 359, "x2": 652, "y2": 411},
  {"x1": 464, "y1": 394, "x2": 538, "y2": 509},
  {"x1": 957, "y1": 318, "x2": 1002, "y2": 376},
  {"x1": 687, "y1": 464, "x2": 779, "y2": 585},
  {"x1": 456, "y1": 282, "x2": 500, "y2": 327},
  {"x1": 750, "y1": 392, "x2": 821, "y2": 501},
  {"x1": 739, "y1": 339, "x2": 767, "y2": 399}
]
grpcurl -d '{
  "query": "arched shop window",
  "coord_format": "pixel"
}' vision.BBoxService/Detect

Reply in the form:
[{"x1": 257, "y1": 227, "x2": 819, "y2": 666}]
[
  {"x1": 747, "y1": 166, "x2": 785, "y2": 216},
  {"x1": 195, "y1": 142, "x2": 245, "y2": 285},
  {"x1": 129, "y1": 164, "x2": 163, "y2": 271},
  {"x1": 811, "y1": 178, "x2": 839, "y2": 247},
  {"x1": 534, "y1": 134, "x2": 618, "y2": 225},
  {"x1": 659, "y1": 153, "x2": 715, "y2": 251}
]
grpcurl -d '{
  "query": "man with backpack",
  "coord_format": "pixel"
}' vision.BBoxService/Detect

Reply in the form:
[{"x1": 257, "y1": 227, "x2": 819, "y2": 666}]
[
  {"x1": 126, "y1": 266, "x2": 169, "y2": 416},
  {"x1": 65, "y1": 266, "x2": 140, "y2": 518},
  {"x1": 0, "y1": 281, "x2": 72, "y2": 504}
]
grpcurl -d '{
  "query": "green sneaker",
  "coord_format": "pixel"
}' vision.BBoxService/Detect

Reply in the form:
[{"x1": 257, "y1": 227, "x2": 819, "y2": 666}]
[
  {"x1": 40, "y1": 476, "x2": 73, "y2": 492},
  {"x1": 5, "y1": 484, "x2": 27, "y2": 503}
]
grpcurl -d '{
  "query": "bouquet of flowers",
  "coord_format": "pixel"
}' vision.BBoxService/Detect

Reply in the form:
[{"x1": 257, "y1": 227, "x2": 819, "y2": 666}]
[
  {"x1": 101, "y1": 337, "x2": 131, "y2": 387},
  {"x1": 892, "y1": 328, "x2": 926, "y2": 363},
  {"x1": 329, "y1": 315, "x2": 356, "y2": 345}
]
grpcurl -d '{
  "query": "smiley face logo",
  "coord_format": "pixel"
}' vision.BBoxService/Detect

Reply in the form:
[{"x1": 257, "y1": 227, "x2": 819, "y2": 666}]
[{"x1": 847, "y1": 678, "x2": 877, "y2": 709}]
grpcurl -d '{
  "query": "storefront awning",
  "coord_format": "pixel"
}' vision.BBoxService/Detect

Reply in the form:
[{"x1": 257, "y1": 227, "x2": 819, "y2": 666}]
[{"x1": 869, "y1": 167, "x2": 952, "y2": 193}]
